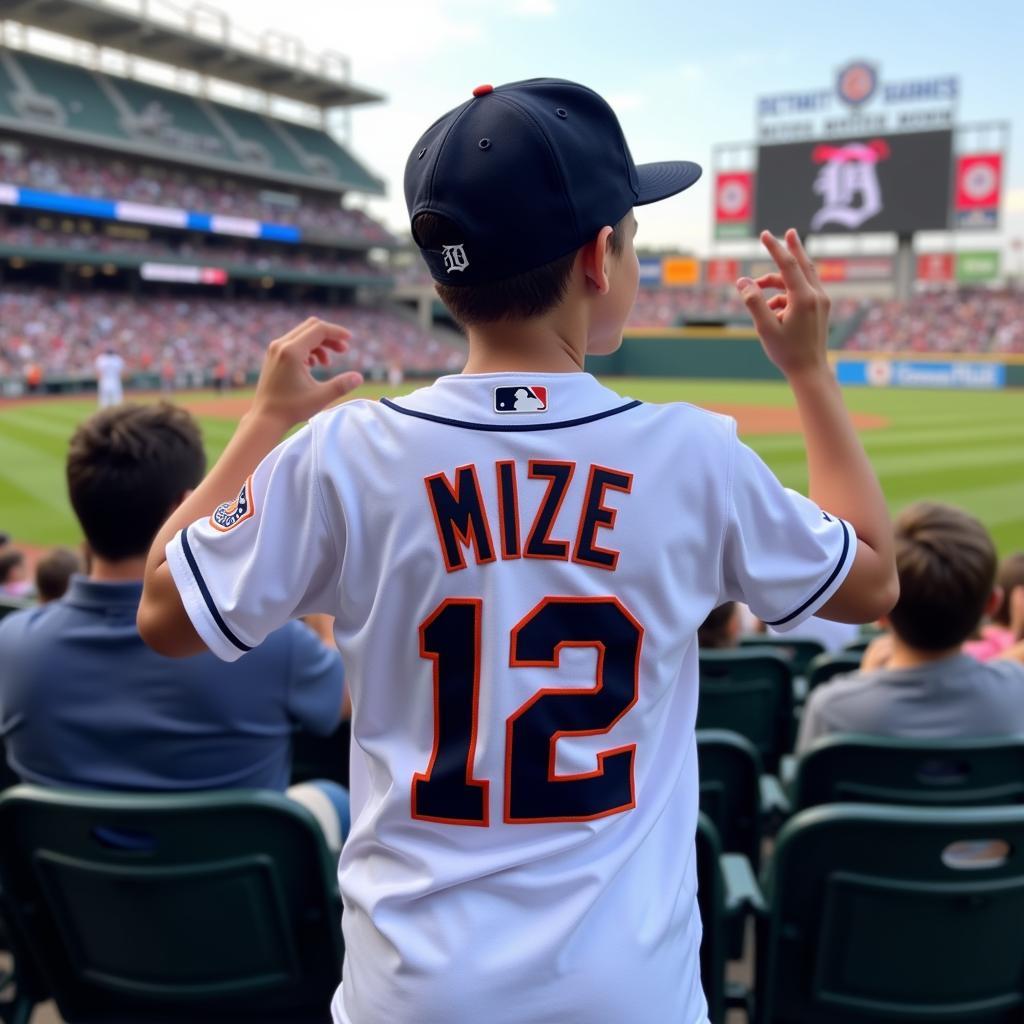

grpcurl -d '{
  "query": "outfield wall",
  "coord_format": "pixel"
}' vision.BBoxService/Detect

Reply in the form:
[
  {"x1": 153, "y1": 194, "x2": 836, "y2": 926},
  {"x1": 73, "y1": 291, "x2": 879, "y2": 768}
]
[{"x1": 588, "y1": 329, "x2": 1024, "y2": 388}]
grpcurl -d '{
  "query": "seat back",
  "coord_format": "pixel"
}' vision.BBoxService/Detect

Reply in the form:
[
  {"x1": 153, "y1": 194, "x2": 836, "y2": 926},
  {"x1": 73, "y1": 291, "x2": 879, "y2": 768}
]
[
  {"x1": 0, "y1": 786, "x2": 342, "y2": 1023},
  {"x1": 739, "y1": 636, "x2": 825, "y2": 677},
  {"x1": 291, "y1": 721, "x2": 351, "y2": 788},
  {"x1": 805, "y1": 651, "x2": 861, "y2": 692},
  {"x1": 758, "y1": 804, "x2": 1024, "y2": 1023},
  {"x1": 697, "y1": 730, "x2": 763, "y2": 870},
  {"x1": 695, "y1": 812, "x2": 727, "y2": 1024},
  {"x1": 792, "y1": 735, "x2": 1024, "y2": 812},
  {"x1": 697, "y1": 651, "x2": 794, "y2": 771}
]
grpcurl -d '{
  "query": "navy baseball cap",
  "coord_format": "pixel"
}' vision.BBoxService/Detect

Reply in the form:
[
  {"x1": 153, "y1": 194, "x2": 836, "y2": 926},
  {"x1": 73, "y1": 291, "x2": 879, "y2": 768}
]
[{"x1": 405, "y1": 78, "x2": 701, "y2": 286}]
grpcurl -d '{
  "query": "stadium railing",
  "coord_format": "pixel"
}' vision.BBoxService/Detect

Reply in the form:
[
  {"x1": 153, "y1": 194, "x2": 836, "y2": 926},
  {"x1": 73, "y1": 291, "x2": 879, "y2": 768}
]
[{"x1": 0, "y1": 785, "x2": 343, "y2": 1023}]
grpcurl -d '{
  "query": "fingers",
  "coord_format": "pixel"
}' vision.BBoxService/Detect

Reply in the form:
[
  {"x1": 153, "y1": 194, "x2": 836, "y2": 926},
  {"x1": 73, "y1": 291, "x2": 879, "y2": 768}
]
[
  {"x1": 735, "y1": 277, "x2": 780, "y2": 339},
  {"x1": 277, "y1": 318, "x2": 352, "y2": 360},
  {"x1": 320, "y1": 370, "x2": 364, "y2": 403},
  {"x1": 784, "y1": 228, "x2": 821, "y2": 288},
  {"x1": 760, "y1": 231, "x2": 813, "y2": 298},
  {"x1": 755, "y1": 273, "x2": 786, "y2": 292}
]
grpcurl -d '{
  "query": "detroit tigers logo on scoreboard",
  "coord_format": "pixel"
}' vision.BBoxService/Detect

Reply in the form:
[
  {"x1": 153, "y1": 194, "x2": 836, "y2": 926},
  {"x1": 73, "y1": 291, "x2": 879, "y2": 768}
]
[
  {"x1": 493, "y1": 385, "x2": 548, "y2": 413},
  {"x1": 210, "y1": 477, "x2": 255, "y2": 532}
]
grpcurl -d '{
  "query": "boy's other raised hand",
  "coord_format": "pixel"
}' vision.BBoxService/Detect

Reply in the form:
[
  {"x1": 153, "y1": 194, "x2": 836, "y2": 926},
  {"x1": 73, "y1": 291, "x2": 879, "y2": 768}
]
[
  {"x1": 251, "y1": 317, "x2": 364, "y2": 430},
  {"x1": 736, "y1": 229, "x2": 832, "y2": 380}
]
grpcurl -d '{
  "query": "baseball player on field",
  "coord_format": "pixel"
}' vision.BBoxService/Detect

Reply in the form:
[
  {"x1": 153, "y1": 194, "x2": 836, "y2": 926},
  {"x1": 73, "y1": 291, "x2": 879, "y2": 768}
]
[{"x1": 139, "y1": 79, "x2": 898, "y2": 1024}]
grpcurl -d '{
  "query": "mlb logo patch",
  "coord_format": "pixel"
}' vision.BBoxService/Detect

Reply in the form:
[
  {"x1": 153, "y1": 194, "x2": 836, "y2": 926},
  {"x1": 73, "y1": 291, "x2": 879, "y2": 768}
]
[
  {"x1": 210, "y1": 477, "x2": 255, "y2": 532},
  {"x1": 494, "y1": 385, "x2": 548, "y2": 414}
]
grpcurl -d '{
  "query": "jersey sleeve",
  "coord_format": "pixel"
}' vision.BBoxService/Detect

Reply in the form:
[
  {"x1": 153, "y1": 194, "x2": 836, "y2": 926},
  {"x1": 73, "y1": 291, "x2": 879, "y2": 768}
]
[
  {"x1": 719, "y1": 435, "x2": 857, "y2": 633},
  {"x1": 165, "y1": 421, "x2": 342, "y2": 662}
]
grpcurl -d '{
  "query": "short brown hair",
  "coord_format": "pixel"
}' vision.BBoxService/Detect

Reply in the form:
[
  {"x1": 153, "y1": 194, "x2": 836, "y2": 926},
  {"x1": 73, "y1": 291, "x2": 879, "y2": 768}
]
[
  {"x1": 413, "y1": 212, "x2": 626, "y2": 326},
  {"x1": 67, "y1": 403, "x2": 206, "y2": 561},
  {"x1": 35, "y1": 546, "x2": 82, "y2": 602},
  {"x1": 698, "y1": 603, "x2": 738, "y2": 649},
  {"x1": 994, "y1": 553, "x2": 1024, "y2": 627},
  {"x1": 889, "y1": 502, "x2": 997, "y2": 651}
]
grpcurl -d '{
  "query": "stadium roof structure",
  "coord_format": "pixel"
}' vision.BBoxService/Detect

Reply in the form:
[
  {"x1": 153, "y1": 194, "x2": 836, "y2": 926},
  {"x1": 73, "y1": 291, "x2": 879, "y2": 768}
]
[{"x1": 0, "y1": 0, "x2": 383, "y2": 108}]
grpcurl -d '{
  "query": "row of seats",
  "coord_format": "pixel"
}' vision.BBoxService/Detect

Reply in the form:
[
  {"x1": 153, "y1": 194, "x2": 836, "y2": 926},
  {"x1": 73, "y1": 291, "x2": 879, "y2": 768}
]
[{"x1": 0, "y1": 50, "x2": 378, "y2": 190}]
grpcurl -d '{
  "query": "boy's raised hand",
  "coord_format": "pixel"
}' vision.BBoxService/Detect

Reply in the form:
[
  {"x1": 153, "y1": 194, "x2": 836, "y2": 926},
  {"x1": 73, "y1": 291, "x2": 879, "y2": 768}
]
[
  {"x1": 251, "y1": 317, "x2": 364, "y2": 430},
  {"x1": 736, "y1": 229, "x2": 831, "y2": 379}
]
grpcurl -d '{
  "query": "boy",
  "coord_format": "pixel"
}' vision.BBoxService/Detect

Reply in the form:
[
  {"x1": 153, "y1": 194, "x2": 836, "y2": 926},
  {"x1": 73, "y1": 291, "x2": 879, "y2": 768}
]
[
  {"x1": 139, "y1": 79, "x2": 896, "y2": 1024},
  {"x1": 798, "y1": 502, "x2": 1024, "y2": 753}
]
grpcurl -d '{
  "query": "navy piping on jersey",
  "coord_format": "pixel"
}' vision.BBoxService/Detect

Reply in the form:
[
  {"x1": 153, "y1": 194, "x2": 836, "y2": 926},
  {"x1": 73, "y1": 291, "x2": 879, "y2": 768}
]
[
  {"x1": 380, "y1": 397, "x2": 642, "y2": 431},
  {"x1": 180, "y1": 527, "x2": 253, "y2": 653},
  {"x1": 763, "y1": 519, "x2": 852, "y2": 627}
]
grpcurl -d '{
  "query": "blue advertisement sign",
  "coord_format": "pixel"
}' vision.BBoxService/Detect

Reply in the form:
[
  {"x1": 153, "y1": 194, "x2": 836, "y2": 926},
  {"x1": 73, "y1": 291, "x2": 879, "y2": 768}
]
[
  {"x1": 638, "y1": 258, "x2": 662, "y2": 287},
  {"x1": 836, "y1": 360, "x2": 1005, "y2": 390}
]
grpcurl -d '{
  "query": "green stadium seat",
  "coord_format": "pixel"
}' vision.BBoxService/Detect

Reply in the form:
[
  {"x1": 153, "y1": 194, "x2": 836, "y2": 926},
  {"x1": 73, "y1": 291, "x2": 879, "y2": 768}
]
[
  {"x1": 115, "y1": 77, "x2": 228, "y2": 157},
  {"x1": 695, "y1": 812, "x2": 762, "y2": 1024},
  {"x1": 15, "y1": 53, "x2": 124, "y2": 140},
  {"x1": 697, "y1": 650, "x2": 795, "y2": 772},
  {"x1": 215, "y1": 105, "x2": 308, "y2": 176},
  {"x1": 805, "y1": 650, "x2": 861, "y2": 692},
  {"x1": 291, "y1": 721, "x2": 351, "y2": 789},
  {"x1": 0, "y1": 785, "x2": 343, "y2": 1023},
  {"x1": 755, "y1": 804, "x2": 1024, "y2": 1023},
  {"x1": 790, "y1": 735, "x2": 1024, "y2": 813},
  {"x1": 739, "y1": 636, "x2": 826, "y2": 678},
  {"x1": 697, "y1": 729, "x2": 765, "y2": 870},
  {"x1": 282, "y1": 122, "x2": 382, "y2": 192},
  {"x1": 0, "y1": 57, "x2": 18, "y2": 119}
]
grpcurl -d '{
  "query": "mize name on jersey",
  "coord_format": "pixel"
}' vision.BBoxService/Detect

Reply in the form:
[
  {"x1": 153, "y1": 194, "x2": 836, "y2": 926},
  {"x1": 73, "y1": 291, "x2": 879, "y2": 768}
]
[{"x1": 425, "y1": 460, "x2": 633, "y2": 572}]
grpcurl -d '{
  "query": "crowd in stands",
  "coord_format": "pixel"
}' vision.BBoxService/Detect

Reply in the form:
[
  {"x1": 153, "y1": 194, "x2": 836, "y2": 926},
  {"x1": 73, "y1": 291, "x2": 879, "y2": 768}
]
[
  {"x1": 843, "y1": 288, "x2": 1024, "y2": 355},
  {"x1": 0, "y1": 223, "x2": 386, "y2": 277},
  {"x1": 0, "y1": 288, "x2": 463, "y2": 382},
  {"x1": 0, "y1": 142, "x2": 394, "y2": 243}
]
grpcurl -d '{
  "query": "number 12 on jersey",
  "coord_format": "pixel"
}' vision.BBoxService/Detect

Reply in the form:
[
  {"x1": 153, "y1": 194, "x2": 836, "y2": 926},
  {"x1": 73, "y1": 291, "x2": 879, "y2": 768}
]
[{"x1": 413, "y1": 596, "x2": 643, "y2": 825}]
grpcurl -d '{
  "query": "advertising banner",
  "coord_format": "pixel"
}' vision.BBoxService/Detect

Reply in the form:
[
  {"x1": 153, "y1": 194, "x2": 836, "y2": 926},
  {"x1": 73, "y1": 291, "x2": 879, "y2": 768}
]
[
  {"x1": 714, "y1": 172, "x2": 754, "y2": 239},
  {"x1": 955, "y1": 250, "x2": 1000, "y2": 283},
  {"x1": 755, "y1": 130, "x2": 953, "y2": 235},
  {"x1": 638, "y1": 258, "x2": 663, "y2": 287},
  {"x1": 705, "y1": 258, "x2": 740, "y2": 285},
  {"x1": 954, "y1": 153, "x2": 1002, "y2": 229},
  {"x1": 662, "y1": 257, "x2": 701, "y2": 287},
  {"x1": 916, "y1": 252, "x2": 955, "y2": 282},
  {"x1": 836, "y1": 359, "x2": 1005, "y2": 390}
]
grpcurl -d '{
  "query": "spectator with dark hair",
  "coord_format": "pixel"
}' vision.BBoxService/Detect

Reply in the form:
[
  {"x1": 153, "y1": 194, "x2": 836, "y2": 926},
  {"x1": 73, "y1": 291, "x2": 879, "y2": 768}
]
[
  {"x1": 0, "y1": 403, "x2": 350, "y2": 851},
  {"x1": 34, "y1": 547, "x2": 83, "y2": 604},
  {"x1": 0, "y1": 548, "x2": 31, "y2": 598},
  {"x1": 698, "y1": 602, "x2": 741, "y2": 649},
  {"x1": 797, "y1": 503, "x2": 1024, "y2": 752},
  {"x1": 965, "y1": 552, "x2": 1024, "y2": 661}
]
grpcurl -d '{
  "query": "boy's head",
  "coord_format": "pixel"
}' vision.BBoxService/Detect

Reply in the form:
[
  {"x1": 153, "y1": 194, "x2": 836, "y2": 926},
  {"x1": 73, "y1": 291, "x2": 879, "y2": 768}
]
[
  {"x1": 406, "y1": 79, "x2": 700, "y2": 350},
  {"x1": 888, "y1": 502, "x2": 998, "y2": 652},
  {"x1": 0, "y1": 548, "x2": 26, "y2": 585},
  {"x1": 35, "y1": 546, "x2": 82, "y2": 603},
  {"x1": 698, "y1": 603, "x2": 741, "y2": 650},
  {"x1": 67, "y1": 403, "x2": 206, "y2": 562},
  {"x1": 993, "y1": 553, "x2": 1024, "y2": 629}
]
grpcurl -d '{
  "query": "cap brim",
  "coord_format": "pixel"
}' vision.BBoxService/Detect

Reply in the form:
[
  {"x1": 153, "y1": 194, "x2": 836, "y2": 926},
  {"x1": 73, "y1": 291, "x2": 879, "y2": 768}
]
[{"x1": 635, "y1": 160, "x2": 703, "y2": 205}]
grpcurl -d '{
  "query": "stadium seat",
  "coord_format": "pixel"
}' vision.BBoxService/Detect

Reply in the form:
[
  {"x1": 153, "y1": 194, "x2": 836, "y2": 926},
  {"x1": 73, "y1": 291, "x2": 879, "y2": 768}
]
[
  {"x1": 697, "y1": 651, "x2": 795, "y2": 772},
  {"x1": 116, "y1": 77, "x2": 228, "y2": 157},
  {"x1": 214, "y1": 105, "x2": 308, "y2": 176},
  {"x1": 14, "y1": 53, "x2": 124, "y2": 140},
  {"x1": 695, "y1": 812, "x2": 762, "y2": 1024},
  {"x1": 697, "y1": 730, "x2": 768, "y2": 870},
  {"x1": 790, "y1": 735, "x2": 1024, "y2": 813},
  {"x1": 291, "y1": 721, "x2": 351, "y2": 789},
  {"x1": 755, "y1": 804, "x2": 1024, "y2": 1023},
  {"x1": 281, "y1": 121, "x2": 381, "y2": 192},
  {"x1": 805, "y1": 650, "x2": 861, "y2": 692},
  {"x1": 0, "y1": 785, "x2": 343, "y2": 1023},
  {"x1": 739, "y1": 636, "x2": 825, "y2": 678}
]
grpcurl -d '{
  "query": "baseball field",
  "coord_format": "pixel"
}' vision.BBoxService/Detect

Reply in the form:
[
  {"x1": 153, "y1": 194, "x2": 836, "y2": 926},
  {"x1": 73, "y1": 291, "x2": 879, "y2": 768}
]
[{"x1": 1, "y1": 377, "x2": 1022, "y2": 556}]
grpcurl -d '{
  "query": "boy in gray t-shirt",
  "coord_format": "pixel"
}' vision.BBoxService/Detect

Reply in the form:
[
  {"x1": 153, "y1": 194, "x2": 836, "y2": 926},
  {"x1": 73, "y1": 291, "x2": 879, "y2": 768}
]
[{"x1": 798, "y1": 502, "x2": 1024, "y2": 753}]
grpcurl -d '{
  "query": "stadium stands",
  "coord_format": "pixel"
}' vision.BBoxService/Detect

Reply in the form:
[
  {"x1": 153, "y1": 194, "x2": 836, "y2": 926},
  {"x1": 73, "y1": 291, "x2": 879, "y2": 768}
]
[
  {"x1": 0, "y1": 49, "x2": 381, "y2": 192},
  {"x1": 0, "y1": 288, "x2": 464, "y2": 379}
]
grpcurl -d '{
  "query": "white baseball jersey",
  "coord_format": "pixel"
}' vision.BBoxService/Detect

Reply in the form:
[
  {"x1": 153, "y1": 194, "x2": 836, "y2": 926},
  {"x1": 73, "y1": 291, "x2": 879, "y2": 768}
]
[
  {"x1": 166, "y1": 371, "x2": 856, "y2": 1024},
  {"x1": 95, "y1": 353, "x2": 125, "y2": 386}
]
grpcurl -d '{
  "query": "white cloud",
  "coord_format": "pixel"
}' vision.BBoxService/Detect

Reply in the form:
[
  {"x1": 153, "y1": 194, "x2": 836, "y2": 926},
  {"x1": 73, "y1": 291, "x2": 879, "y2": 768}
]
[{"x1": 606, "y1": 92, "x2": 646, "y2": 113}]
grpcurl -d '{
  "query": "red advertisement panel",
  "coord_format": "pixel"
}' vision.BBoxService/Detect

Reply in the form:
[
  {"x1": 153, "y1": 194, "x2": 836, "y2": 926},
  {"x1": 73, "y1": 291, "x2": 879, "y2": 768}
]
[
  {"x1": 714, "y1": 172, "x2": 754, "y2": 238},
  {"x1": 705, "y1": 258, "x2": 739, "y2": 285},
  {"x1": 916, "y1": 253, "x2": 954, "y2": 282},
  {"x1": 955, "y1": 154, "x2": 1002, "y2": 210}
]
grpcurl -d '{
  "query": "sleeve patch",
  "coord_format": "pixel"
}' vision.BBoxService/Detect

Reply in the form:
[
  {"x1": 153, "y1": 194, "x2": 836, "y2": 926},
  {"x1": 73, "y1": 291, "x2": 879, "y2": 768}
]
[{"x1": 210, "y1": 477, "x2": 255, "y2": 532}]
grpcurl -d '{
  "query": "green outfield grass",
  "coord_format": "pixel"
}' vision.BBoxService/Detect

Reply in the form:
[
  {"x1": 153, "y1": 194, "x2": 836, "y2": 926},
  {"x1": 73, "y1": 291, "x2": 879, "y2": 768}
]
[{"x1": 1, "y1": 378, "x2": 1022, "y2": 555}]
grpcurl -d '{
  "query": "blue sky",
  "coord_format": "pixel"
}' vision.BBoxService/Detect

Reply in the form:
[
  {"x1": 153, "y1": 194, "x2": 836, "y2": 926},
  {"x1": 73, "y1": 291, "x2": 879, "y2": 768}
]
[{"x1": 224, "y1": 0, "x2": 1023, "y2": 254}]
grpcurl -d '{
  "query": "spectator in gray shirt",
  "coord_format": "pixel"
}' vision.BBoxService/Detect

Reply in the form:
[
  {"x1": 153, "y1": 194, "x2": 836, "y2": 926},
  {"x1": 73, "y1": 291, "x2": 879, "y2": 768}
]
[{"x1": 798, "y1": 502, "x2": 1024, "y2": 753}]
